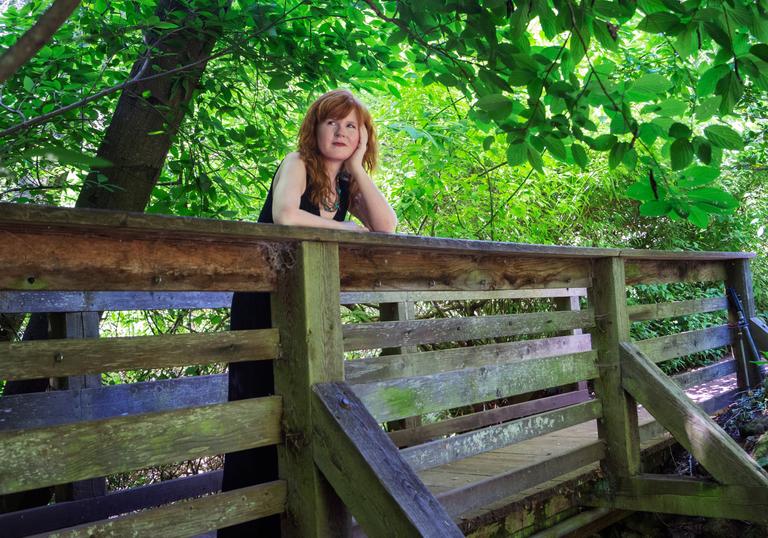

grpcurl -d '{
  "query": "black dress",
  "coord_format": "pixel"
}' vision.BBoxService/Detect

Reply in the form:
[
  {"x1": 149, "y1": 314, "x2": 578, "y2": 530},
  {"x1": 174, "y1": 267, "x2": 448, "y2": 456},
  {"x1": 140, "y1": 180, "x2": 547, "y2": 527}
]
[{"x1": 218, "y1": 168, "x2": 350, "y2": 538}]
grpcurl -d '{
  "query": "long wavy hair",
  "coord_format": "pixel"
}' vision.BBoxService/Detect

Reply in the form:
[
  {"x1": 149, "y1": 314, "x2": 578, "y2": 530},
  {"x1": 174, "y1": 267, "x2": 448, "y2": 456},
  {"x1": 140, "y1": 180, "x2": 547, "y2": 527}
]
[{"x1": 298, "y1": 89, "x2": 378, "y2": 209}]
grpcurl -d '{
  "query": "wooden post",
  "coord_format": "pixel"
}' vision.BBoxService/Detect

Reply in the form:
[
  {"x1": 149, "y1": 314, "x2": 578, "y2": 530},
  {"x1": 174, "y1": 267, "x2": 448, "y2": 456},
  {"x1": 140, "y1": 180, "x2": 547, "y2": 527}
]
[
  {"x1": 380, "y1": 301, "x2": 422, "y2": 434},
  {"x1": 554, "y1": 293, "x2": 589, "y2": 396},
  {"x1": 588, "y1": 258, "x2": 640, "y2": 482},
  {"x1": 271, "y1": 241, "x2": 349, "y2": 536},
  {"x1": 49, "y1": 311, "x2": 106, "y2": 501},
  {"x1": 725, "y1": 258, "x2": 762, "y2": 389}
]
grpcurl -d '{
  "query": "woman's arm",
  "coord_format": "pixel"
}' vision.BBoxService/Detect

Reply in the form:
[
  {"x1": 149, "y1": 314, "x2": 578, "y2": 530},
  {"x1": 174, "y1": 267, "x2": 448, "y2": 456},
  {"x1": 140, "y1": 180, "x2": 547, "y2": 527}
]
[
  {"x1": 346, "y1": 127, "x2": 398, "y2": 233},
  {"x1": 272, "y1": 152, "x2": 367, "y2": 231}
]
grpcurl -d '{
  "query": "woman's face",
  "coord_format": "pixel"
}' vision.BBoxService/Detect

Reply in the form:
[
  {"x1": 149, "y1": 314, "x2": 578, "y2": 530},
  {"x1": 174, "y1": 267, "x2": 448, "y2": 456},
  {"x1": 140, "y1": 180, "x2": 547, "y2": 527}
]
[{"x1": 316, "y1": 109, "x2": 361, "y2": 164}]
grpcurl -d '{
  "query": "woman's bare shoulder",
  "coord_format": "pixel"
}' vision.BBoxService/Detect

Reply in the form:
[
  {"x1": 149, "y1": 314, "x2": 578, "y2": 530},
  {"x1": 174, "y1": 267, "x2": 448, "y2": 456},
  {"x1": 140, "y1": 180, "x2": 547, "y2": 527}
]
[{"x1": 274, "y1": 152, "x2": 306, "y2": 189}]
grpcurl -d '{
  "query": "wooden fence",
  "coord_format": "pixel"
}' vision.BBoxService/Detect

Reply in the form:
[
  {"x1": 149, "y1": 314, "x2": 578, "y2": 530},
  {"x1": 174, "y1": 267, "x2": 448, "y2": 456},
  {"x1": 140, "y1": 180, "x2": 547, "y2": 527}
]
[{"x1": 1, "y1": 202, "x2": 768, "y2": 537}]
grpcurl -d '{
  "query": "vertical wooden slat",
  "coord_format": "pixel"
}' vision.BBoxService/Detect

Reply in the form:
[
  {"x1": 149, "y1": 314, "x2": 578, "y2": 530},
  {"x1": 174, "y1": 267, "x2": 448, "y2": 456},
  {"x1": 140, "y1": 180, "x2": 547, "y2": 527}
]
[
  {"x1": 271, "y1": 241, "x2": 348, "y2": 537},
  {"x1": 49, "y1": 312, "x2": 106, "y2": 502},
  {"x1": 554, "y1": 294, "x2": 589, "y2": 395},
  {"x1": 588, "y1": 258, "x2": 640, "y2": 481},
  {"x1": 380, "y1": 301, "x2": 422, "y2": 435},
  {"x1": 725, "y1": 258, "x2": 762, "y2": 388}
]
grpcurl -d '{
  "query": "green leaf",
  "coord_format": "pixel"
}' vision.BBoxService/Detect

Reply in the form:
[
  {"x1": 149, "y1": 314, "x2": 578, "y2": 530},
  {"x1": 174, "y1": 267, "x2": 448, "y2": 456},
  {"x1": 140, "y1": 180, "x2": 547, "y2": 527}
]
[
  {"x1": 697, "y1": 64, "x2": 730, "y2": 97},
  {"x1": 656, "y1": 99, "x2": 688, "y2": 117},
  {"x1": 679, "y1": 165, "x2": 720, "y2": 187},
  {"x1": 695, "y1": 139, "x2": 712, "y2": 164},
  {"x1": 668, "y1": 122, "x2": 691, "y2": 139},
  {"x1": 625, "y1": 73, "x2": 672, "y2": 101},
  {"x1": 695, "y1": 96, "x2": 721, "y2": 121},
  {"x1": 638, "y1": 122, "x2": 665, "y2": 145},
  {"x1": 571, "y1": 143, "x2": 588, "y2": 169},
  {"x1": 750, "y1": 43, "x2": 768, "y2": 62},
  {"x1": 268, "y1": 72, "x2": 291, "y2": 90},
  {"x1": 687, "y1": 205, "x2": 709, "y2": 228},
  {"x1": 544, "y1": 135, "x2": 567, "y2": 162},
  {"x1": 23, "y1": 76, "x2": 33, "y2": 92},
  {"x1": 703, "y1": 21, "x2": 732, "y2": 53},
  {"x1": 476, "y1": 93, "x2": 514, "y2": 119},
  {"x1": 626, "y1": 181, "x2": 657, "y2": 201},
  {"x1": 608, "y1": 141, "x2": 628, "y2": 169},
  {"x1": 704, "y1": 125, "x2": 743, "y2": 150},
  {"x1": 687, "y1": 187, "x2": 738, "y2": 209},
  {"x1": 591, "y1": 133, "x2": 617, "y2": 151},
  {"x1": 715, "y1": 71, "x2": 743, "y2": 115},
  {"x1": 22, "y1": 145, "x2": 112, "y2": 169},
  {"x1": 637, "y1": 12, "x2": 683, "y2": 34},
  {"x1": 527, "y1": 145, "x2": 544, "y2": 173},
  {"x1": 506, "y1": 141, "x2": 527, "y2": 167},
  {"x1": 639, "y1": 200, "x2": 672, "y2": 216},
  {"x1": 670, "y1": 138, "x2": 694, "y2": 170}
]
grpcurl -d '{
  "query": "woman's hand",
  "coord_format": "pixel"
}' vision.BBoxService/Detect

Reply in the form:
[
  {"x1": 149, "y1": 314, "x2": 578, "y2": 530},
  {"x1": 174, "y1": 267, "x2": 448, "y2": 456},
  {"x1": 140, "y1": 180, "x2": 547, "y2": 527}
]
[
  {"x1": 346, "y1": 124, "x2": 368, "y2": 174},
  {"x1": 339, "y1": 220, "x2": 369, "y2": 232}
]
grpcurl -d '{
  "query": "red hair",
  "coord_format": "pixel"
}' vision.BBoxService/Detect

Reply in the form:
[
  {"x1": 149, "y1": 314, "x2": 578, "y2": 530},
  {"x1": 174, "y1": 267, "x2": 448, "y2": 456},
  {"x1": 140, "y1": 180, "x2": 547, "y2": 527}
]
[{"x1": 298, "y1": 89, "x2": 378, "y2": 209}]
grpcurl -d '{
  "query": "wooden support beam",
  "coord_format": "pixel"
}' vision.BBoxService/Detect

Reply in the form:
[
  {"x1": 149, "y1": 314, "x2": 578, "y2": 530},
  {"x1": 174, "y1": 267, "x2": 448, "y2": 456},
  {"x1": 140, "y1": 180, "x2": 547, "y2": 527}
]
[
  {"x1": 312, "y1": 382, "x2": 463, "y2": 538},
  {"x1": 341, "y1": 288, "x2": 588, "y2": 304},
  {"x1": 0, "y1": 291, "x2": 234, "y2": 313},
  {"x1": 271, "y1": 241, "x2": 348, "y2": 537},
  {"x1": 346, "y1": 334, "x2": 592, "y2": 385},
  {"x1": 0, "y1": 396, "x2": 281, "y2": 495},
  {"x1": 401, "y1": 400, "x2": 602, "y2": 471},
  {"x1": 624, "y1": 259, "x2": 726, "y2": 285},
  {"x1": 726, "y1": 258, "x2": 762, "y2": 388},
  {"x1": 588, "y1": 258, "x2": 641, "y2": 480},
  {"x1": 352, "y1": 351, "x2": 598, "y2": 423},
  {"x1": 750, "y1": 316, "x2": 768, "y2": 352},
  {"x1": 619, "y1": 342, "x2": 768, "y2": 487},
  {"x1": 27, "y1": 481, "x2": 287, "y2": 538},
  {"x1": 627, "y1": 297, "x2": 728, "y2": 322},
  {"x1": 343, "y1": 309, "x2": 595, "y2": 351},
  {"x1": 633, "y1": 325, "x2": 732, "y2": 364},
  {"x1": 585, "y1": 475, "x2": 768, "y2": 524},
  {"x1": 0, "y1": 329, "x2": 279, "y2": 380}
]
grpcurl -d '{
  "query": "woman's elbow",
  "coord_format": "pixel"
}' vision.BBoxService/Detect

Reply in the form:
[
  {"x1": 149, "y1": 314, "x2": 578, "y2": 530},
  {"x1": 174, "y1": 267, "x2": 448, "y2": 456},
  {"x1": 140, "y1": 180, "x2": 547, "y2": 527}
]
[
  {"x1": 273, "y1": 208, "x2": 296, "y2": 226},
  {"x1": 375, "y1": 214, "x2": 397, "y2": 234}
]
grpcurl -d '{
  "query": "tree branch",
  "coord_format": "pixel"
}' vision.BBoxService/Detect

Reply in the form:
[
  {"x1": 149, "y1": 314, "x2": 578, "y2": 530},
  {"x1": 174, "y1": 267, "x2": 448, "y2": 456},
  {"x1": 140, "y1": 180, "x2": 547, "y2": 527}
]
[{"x1": 0, "y1": 0, "x2": 82, "y2": 84}]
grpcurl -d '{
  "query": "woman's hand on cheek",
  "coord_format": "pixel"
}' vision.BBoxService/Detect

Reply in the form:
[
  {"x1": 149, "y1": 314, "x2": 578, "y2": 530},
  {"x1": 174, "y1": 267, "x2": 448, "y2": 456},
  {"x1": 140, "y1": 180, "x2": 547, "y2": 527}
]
[{"x1": 346, "y1": 125, "x2": 367, "y2": 173}]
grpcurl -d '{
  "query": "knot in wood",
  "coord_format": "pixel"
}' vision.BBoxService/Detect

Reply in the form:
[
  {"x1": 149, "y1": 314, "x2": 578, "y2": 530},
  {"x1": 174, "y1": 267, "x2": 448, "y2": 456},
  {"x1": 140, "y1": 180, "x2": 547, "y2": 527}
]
[{"x1": 54, "y1": 352, "x2": 64, "y2": 363}]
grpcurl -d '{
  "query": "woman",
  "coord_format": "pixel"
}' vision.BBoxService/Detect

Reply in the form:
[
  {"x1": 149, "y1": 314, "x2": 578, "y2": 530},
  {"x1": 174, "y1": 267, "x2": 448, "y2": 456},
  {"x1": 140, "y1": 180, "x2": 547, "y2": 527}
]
[{"x1": 219, "y1": 90, "x2": 396, "y2": 537}]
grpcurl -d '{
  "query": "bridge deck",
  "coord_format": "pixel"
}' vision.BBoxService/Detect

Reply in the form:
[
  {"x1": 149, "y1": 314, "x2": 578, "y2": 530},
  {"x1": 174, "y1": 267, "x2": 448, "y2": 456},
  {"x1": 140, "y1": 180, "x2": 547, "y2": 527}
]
[{"x1": 416, "y1": 372, "x2": 739, "y2": 535}]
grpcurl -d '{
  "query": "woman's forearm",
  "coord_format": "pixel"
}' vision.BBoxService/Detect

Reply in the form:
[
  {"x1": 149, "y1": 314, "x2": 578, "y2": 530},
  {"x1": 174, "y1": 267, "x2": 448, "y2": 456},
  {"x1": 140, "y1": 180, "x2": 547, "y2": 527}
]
[
  {"x1": 274, "y1": 208, "x2": 355, "y2": 230},
  {"x1": 349, "y1": 167, "x2": 398, "y2": 232}
]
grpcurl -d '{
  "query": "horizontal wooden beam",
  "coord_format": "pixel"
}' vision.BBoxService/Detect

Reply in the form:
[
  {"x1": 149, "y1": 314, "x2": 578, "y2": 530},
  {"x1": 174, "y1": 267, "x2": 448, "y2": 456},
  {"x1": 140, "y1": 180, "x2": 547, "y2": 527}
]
[
  {"x1": 0, "y1": 396, "x2": 281, "y2": 495},
  {"x1": 0, "y1": 291, "x2": 234, "y2": 313},
  {"x1": 0, "y1": 374, "x2": 227, "y2": 431},
  {"x1": 436, "y1": 440, "x2": 605, "y2": 519},
  {"x1": 388, "y1": 389, "x2": 592, "y2": 448},
  {"x1": 312, "y1": 382, "x2": 462, "y2": 538},
  {"x1": 2, "y1": 203, "x2": 752, "y2": 260},
  {"x1": 343, "y1": 310, "x2": 595, "y2": 351},
  {"x1": 673, "y1": 359, "x2": 736, "y2": 390},
  {"x1": 627, "y1": 297, "x2": 728, "y2": 322},
  {"x1": 402, "y1": 400, "x2": 602, "y2": 471},
  {"x1": 750, "y1": 316, "x2": 768, "y2": 352},
  {"x1": 345, "y1": 334, "x2": 592, "y2": 384},
  {"x1": 353, "y1": 351, "x2": 598, "y2": 423},
  {"x1": 30, "y1": 481, "x2": 286, "y2": 538},
  {"x1": 620, "y1": 342, "x2": 768, "y2": 487},
  {"x1": 340, "y1": 288, "x2": 588, "y2": 304},
  {"x1": 2, "y1": 228, "x2": 280, "y2": 292},
  {"x1": 0, "y1": 471, "x2": 222, "y2": 537},
  {"x1": 624, "y1": 259, "x2": 727, "y2": 285},
  {"x1": 585, "y1": 475, "x2": 768, "y2": 524},
  {"x1": 0, "y1": 329, "x2": 278, "y2": 380},
  {"x1": 633, "y1": 325, "x2": 732, "y2": 364}
]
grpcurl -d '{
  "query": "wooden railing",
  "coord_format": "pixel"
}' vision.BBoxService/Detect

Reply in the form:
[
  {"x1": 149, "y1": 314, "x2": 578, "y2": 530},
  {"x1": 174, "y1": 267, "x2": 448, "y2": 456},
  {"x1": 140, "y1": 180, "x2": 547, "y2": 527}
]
[{"x1": 1, "y1": 202, "x2": 768, "y2": 536}]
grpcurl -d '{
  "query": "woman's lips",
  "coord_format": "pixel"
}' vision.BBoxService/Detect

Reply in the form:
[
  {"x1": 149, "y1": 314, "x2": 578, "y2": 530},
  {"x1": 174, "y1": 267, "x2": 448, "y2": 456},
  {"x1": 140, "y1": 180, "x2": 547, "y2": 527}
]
[{"x1": 333, "y1": 141, "x2": 346, "y2": 146}]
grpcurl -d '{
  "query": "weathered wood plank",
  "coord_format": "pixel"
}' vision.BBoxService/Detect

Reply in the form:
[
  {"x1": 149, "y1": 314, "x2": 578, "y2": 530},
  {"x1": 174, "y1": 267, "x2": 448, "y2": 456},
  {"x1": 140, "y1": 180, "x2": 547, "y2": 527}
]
[
  {"x1": 343, "y1": 310, "x2": 595, "y2": 351},
  {"x1": 0, "y1": 472, "x2": 222, "y2": 538},
  {"x1": 340, "y1": 247, "x2": 593, "y2": 291},
  {"x1": 624, "y1": 259, "x2": 727, "y2": 285},
  {"x1": 4, "y1": 203, "x2": 750, "y2": 260},
  {"x1": 271, "y1": 241, "x2": 348, "y2": 537},
  {"x1": 627, "y1": 297, "x2": 728, "y2": 322},
  {"x1": 726, "y1": 259, "x2": 763, "y2": 388},
  {"x1": 0, "y1": 329, "x2": 278, "y2": 380},
  {"x1": 401, "y1": 400, "x2": 602, "y2": 471},
  {"x1": 346, "y1": 334, "x2": 593, "y2": 384},
  {"x1": 0, "y1": 291, "x2": 234, "y2": 313},
  {"x1": 379, "y1": 301, "x2": 420, "y2": 431},
  {"x1": 588, "y1": 258, "x2": 641, "y2": 480},
  {"x1": 0, "y1": 374, "x2": 227, "y2": 431},
  {"x1": 633, "y1": 325, "x2": 732, "y2": 364},
  {"x1": 673, "y1": 359, "x2": 736, "y2": 390},
  {"x1": 750, "y1": 316, "x2": 768, "y2": 352},
  {"x1": 0, "y1": 396, "x2": 281, "y2": 495},
  {"x1": 312, "y1": 382, "x2": 463, "y2": 538},
  {"x1": 340, "y1": 288, "x2": 588, "y2": 304},
  {"x1": 352, "y1": 351, "x2": 598, "y2": 423},
  {"x1": 32, "y1": 481, "x2": 286, "y2": 538},
  {"x1": 435, "y1": 440, "x2": 605, "y2": 518},
  {"x1": 1, "y1": 228, "x2": 278, "y2": 292},
  {"x1": 388, "y1": 390, "x2": 592, "y2": 448},
  {"x1": 586, "y1": 475, "x2": 768, "y2": 524},
  {"x1": 619, "y1": 342, "x2": 768, "y2": 487}
]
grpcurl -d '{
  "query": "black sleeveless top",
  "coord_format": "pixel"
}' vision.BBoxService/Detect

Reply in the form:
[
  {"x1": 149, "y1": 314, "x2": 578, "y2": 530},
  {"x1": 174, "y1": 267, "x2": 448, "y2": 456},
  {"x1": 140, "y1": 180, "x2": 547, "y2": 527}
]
[{"x1": 256, "y1": 165, "x2": 351, "y2": 223}]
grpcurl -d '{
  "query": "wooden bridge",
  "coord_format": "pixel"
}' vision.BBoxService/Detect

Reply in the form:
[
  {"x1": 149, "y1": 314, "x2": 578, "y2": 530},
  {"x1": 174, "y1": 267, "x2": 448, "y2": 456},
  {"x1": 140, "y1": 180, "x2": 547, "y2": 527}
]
[{"x1": 1, "y1": 202, "x2": 768, "y2": 537}]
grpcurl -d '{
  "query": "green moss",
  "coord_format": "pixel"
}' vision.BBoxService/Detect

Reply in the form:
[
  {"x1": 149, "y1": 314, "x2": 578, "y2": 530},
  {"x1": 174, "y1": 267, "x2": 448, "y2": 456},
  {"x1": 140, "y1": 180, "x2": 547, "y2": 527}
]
[{"x1": 381, "y1": 387, "x2": 421, "y2": 418}]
